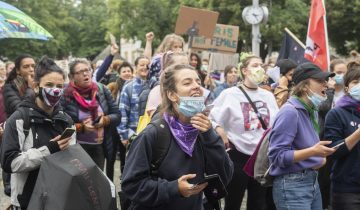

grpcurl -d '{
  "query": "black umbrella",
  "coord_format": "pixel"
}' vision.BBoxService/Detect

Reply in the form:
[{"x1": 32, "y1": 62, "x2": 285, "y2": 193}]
[{"x1": 28, "y1": 144, "x2": 117, "y2": 210}]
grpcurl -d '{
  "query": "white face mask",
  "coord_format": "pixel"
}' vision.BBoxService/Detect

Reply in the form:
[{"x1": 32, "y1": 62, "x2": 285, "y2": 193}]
[{"x1": 247, "y1": 66, "x2": 265, "y2": 85}]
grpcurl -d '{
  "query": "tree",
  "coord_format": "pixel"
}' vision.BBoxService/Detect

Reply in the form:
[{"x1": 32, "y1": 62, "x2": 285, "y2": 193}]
[
  {"x1": 327, "y1": 0, "x2": 360, "y2": 55},
  {"x1": 0, "y1": 0, "x2": 81, "y2": 59}
]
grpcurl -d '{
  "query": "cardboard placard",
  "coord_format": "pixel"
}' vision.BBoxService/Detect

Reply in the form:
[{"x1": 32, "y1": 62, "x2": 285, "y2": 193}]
[
  {"x1": 175, "y1": 6, "x2": 219, "y2": 39},
  {"x1": 192, "y1": 24, "x2": 239, "y2": 53}
]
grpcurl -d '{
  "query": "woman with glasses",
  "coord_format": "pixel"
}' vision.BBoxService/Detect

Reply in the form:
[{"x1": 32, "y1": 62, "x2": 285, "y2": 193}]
[{"x1": 61, "y1": 58, "x2": 120, "y2": 170}]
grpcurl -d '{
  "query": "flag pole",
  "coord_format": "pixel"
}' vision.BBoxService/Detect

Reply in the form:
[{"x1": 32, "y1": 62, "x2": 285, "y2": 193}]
[
  {"x1": 323, "y1": 0, "x2": 330, "y2": 71},
  {"x1": 284, "y1": 28, "x2": 306, "y2": 49}
]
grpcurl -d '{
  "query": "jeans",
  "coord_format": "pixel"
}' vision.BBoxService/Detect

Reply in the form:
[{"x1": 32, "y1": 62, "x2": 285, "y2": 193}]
[{"x1": 272, "y1": 169, "x2": 322, "y2": 210}]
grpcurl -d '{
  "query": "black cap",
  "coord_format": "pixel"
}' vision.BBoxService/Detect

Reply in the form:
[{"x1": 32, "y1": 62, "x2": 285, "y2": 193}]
[
  {"x1": 276, "y1": 59, "x2": 297, "y2": 75},
  {"x1": 292, "y1": 62, "x2": 335, "y2": 85}
]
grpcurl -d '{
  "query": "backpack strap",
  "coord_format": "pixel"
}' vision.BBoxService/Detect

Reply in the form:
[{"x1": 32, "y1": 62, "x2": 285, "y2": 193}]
[
  {"x1": 18, "y1": 107, "x2": 30, "y2": 139},
  {"x1": 149, "y1": 118, "x2": 171, "y2": 176}
]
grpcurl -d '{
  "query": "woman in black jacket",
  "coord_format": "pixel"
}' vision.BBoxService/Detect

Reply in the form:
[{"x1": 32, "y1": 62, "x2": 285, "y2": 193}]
[
  {"x1": 3, "y1": 54, "x2": 36, "y2": 116},
  {"x1": 324, "y1": 61, "x2": 360, "y2": 210},
  {"x1": 61, "y1": 58, "x2": 121, "y2": 171},
  {"x1": 121, "y1": 64, "x2": 233, "y2": 210},
  {"x1": 2, "y1": 54, "x2": 36, "y2": 197},
  {"x1": 0, "y1": 56, "x2": 75, "y2": 210}
]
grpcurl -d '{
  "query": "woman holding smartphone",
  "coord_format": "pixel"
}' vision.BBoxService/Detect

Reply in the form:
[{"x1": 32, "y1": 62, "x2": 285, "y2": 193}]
[
  {"x1": 269, "y1": 63, "x2": 336, "y2": 210},
  {"x1": 0, "y1": 56, "x2": 75, "y2": 210},
  {"x1": 121, "y1": 64, "x2": 233, "y2": 210},
  {"x1": 324, "y1": 61, "x2": 360, "y2": 210}
]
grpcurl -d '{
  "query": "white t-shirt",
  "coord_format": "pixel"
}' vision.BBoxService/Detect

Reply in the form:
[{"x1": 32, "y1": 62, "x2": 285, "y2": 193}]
[{"x1": 209, "y1": 86, "x2": 279, "y2": 155}]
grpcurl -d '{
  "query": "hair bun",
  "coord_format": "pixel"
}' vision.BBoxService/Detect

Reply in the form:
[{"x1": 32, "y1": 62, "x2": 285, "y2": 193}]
[{"x1": 37, "y1": 56, "x2": 56, "y2": 68}]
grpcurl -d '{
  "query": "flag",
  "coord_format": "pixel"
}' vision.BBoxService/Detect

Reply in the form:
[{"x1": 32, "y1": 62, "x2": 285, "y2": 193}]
[
  {"x1": 304, "y1": 0, "x2": 329, "y2": 71},
  {"x1": 277, "y1": 30, "x2": 308, "y2": 65}
]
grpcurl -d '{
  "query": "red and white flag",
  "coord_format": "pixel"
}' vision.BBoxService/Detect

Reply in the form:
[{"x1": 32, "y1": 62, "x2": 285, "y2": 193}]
[{"x1": 304, "y1": 0, "x2": 330, "y2": 71}]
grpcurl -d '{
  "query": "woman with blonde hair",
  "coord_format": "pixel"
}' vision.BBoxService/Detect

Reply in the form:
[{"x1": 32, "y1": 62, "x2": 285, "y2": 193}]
[{"x1": 210, "y1": 54, "x2": 279, "y2": 210}]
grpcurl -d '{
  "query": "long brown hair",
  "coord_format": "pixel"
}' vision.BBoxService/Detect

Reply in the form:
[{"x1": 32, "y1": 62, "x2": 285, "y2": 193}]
[{"x1": 159, "y1": 64, "x2": 196, "y2": 116}]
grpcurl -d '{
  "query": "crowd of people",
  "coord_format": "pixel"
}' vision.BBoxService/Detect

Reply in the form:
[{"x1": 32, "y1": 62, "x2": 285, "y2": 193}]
[{"x1": 0, "y1": 31, "x2": 360, "y2": 210}]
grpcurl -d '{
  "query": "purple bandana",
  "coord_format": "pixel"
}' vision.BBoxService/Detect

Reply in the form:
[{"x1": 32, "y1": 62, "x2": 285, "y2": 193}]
[{"x1": 163, "y1": 112, "x2": 199, "y2": 157}]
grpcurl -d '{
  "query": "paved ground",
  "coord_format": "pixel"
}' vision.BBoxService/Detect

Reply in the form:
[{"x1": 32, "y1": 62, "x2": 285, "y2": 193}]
[{"x1": 0, "y1": 160, "x2": 247, "y2": 210}]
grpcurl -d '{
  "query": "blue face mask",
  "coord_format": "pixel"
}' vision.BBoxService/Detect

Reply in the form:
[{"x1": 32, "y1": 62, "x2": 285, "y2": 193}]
[
  {"x1": 177, "y1": 96, "x2": 206, "y2": 118},
  {"x1": 334, "y1": 74, "x2": 344, "y2": 85},
  {"x1": 349, "y1": 84, "x2": 360, "y2": 101},
  {"x1": 307, "y1": 90, "x2": 327, "y2": 109}
]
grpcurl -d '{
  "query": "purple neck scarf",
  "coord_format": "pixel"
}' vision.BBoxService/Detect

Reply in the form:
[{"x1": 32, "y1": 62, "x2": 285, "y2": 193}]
[
  {"x1": 336, "y1": 95, "x2": 360, "y2": 111},
  {"x1": 163, "y1": 112, "x2": 199, "y2": 157}
]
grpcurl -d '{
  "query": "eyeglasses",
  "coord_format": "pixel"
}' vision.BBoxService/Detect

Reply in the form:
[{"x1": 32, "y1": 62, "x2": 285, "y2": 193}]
[{"x1": 73, "y1": 68, "x2": 91, "y2": 75}]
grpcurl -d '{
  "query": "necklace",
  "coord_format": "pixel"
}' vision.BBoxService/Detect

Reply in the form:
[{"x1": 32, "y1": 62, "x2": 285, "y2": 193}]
[{"x1": 242, "y1": 83, "x2": 258, "y2": 90}]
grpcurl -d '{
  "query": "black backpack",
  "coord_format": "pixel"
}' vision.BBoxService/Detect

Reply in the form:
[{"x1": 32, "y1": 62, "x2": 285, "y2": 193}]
[{"x1": 119, "y1": 117, "x2": 171, "y2": 210}]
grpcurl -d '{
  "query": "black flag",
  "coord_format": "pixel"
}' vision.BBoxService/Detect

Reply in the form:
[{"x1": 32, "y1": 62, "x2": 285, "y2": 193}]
[{"x1": 277, "y1": 31, "x2": 308, "y2": 65}]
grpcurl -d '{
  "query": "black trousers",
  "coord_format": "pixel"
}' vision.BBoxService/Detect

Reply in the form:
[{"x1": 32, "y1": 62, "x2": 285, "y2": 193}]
[
  {"x1": 80, "y1": 143, "x2": 105, "y2": 170},
  {"x1": 224, "y1": 149, "x2": 267, "y2": 210},
  {"x1": 106, "y1": 128, "x2": 119, "y2": 181},
  {"x1": 118, "y1": 140, "x2": 126, "y2": 173},
  {"x1": 318, "y1": 156, "x2": 333, "y2": 209},
  {"x1": 332, "y1": 192, "x2": 360, "y2": 210}
]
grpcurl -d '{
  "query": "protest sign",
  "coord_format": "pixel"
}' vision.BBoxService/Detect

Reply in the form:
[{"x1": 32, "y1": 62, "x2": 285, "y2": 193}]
[
  {"x1": 175, "y1": 6, "x2": 218, "y2": 39},
  {"x1": 192, "y1": 24, "x2": 239, "y2": 53}
]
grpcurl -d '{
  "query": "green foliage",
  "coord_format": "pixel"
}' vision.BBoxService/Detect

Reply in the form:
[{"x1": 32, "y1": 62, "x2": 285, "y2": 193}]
[
  {"x1": 0, "y1": 0, "x2": 358, "y2": 60},
  {"x1": 327, "y1": 0, "x2": 360, "y2": 55},
  {"x1": 0, "y1": 0, "x2": 107, "y2": 60}
]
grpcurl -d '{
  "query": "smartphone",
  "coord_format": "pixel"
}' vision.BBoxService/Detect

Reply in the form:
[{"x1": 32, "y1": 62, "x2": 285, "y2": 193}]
[
  {"x1": 196, "y1": 174, "x2": 219, "y2": 186},
  {"x1": 200, "y1": 174, "x2": 228, "y2": 200},
  {"x1": 203, "y1": 104, "x2": 214, "y2": 115},
  {"x1": 331, "y1": 141, "x2": 345, "y2": 149},
  {"x1": 92, "y1": 116, "x2": 101, "y2": 125},
  {"x1": 60, "y1": 128, "x2": 75, "y2": 140}
]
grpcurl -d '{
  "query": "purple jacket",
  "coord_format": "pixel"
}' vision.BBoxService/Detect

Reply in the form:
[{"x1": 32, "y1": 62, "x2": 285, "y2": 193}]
[{"x1": 269, "y1": 97, "x2": 323, "y2": 176}]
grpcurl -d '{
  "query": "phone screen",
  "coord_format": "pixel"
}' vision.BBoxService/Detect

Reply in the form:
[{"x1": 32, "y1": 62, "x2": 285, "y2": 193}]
[
  {"x1": 332, "y1": 142, "x2": 345, "y2": 149},
  {"x1": 60, "y1": 128, "x2": 75, "y2": 140},
  {"x1": 92, "y1": 116, "x2": 101, "y2": 125}
]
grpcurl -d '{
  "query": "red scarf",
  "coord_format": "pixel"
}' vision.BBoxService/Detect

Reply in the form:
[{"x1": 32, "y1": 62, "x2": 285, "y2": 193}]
[{"x1": 66, "y1": 81, "x2": 99, "y2": 120}]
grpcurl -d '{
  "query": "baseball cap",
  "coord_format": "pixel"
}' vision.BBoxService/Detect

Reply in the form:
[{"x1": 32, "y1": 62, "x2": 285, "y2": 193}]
[{"x1": 292, "y1": 62, "x2": 335, "y2": 85}]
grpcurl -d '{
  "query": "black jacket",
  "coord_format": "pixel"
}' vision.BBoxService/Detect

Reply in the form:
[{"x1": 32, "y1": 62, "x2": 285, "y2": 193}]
[
  {"x1": 324, "y1": 105, "x2": 360, "y2": 193},
  {"x1": 60, "y1": 83, "x2": 121, "y2": 160},
  {"x1": 121, "y1": 123, "x2": 233, "y2": 210},
  {"x1": 0, "y1": 98, "x2": 74, "y2": 208},
  {"x1": 3, "y1": 81, "x2": 35, "y2": 116}
]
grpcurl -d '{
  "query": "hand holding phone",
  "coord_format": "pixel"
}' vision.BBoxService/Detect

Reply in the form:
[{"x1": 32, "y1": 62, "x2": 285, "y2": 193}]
[
  {"x1": 192, "y1": 174, "x2": 227, "y2": 200},
  {"x1": 60, "y1": 128, "x2": 75, "y2": 140},
  {"x1": 331, "y1": 141, "x2": 345, "y2": 149},
  {"x1": 92, "y1": 116, "x2": 101, "y2": 126}
]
